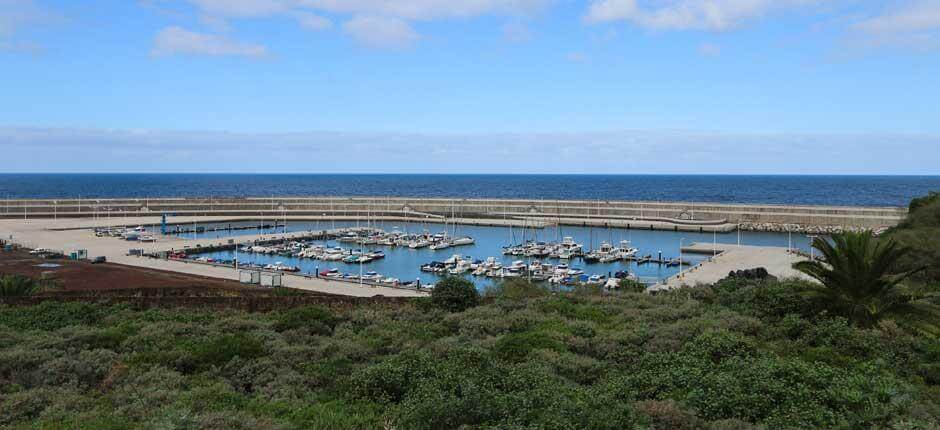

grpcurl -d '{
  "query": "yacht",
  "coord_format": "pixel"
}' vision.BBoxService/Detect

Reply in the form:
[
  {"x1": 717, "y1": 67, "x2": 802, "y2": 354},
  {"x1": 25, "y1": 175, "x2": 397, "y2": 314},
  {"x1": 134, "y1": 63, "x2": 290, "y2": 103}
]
[
  {"x1": 429, "y1": 241, "x2": 452, "y2": 250},
  {"x1": 408, "y1": 239, "x2": 431, "y2": 249},
  {"x1": 449, "y1": 260, "x2": 472, "y2": 274},
  {"x1": 452, "y1": 236, "x2": 475, "y2": 246}
]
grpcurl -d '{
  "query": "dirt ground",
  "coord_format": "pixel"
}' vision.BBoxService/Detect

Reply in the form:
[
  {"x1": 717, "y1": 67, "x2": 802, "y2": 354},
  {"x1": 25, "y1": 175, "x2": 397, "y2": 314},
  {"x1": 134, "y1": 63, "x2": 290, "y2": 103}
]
[{"x1": 0, "y1": 248, "x2": 263, "y2": 292}]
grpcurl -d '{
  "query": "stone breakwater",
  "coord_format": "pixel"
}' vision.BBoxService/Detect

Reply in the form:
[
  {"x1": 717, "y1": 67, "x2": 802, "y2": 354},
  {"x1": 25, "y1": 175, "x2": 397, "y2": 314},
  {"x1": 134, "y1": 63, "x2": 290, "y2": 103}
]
[
  {"x1": 0, "y1": 197, "x2": 906, "y2": 231},
  {"x1": 738, "y1": 222, "x2": 890, "y2": 236}
]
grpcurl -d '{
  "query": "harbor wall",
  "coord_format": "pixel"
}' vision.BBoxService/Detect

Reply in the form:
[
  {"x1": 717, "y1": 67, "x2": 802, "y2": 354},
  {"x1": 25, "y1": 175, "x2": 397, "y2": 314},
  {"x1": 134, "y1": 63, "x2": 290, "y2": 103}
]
[{"x1": 0, "y1": 197, "x2": 906, "y2": 231}]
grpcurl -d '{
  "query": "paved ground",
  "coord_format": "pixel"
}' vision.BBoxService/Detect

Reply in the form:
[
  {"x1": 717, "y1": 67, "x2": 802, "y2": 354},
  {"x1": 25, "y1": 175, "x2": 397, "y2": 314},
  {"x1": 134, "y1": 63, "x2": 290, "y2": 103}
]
[
  {"x1": 652, "y1": 243, "x2": 813, "y2": 290},
  {"x1": 0, "y1": 217, "x2": 426, "y2": 297}
]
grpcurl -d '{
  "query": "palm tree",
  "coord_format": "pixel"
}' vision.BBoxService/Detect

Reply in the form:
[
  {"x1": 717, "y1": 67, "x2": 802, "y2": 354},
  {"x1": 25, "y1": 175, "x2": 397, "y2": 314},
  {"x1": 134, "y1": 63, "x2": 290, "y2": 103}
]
[
  {"x1": 794, "y1": 231, "x2": 934, "y2": 330},
  {"x1": 0, "y1": 274, "x2": 39, "y2": 297}
]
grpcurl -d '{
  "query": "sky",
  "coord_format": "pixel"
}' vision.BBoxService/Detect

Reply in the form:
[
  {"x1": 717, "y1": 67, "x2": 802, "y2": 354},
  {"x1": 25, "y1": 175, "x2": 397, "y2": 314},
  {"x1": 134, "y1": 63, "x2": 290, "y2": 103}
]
[{"x1": 1, "y1": 0, "x2": 939, "y2": 174}]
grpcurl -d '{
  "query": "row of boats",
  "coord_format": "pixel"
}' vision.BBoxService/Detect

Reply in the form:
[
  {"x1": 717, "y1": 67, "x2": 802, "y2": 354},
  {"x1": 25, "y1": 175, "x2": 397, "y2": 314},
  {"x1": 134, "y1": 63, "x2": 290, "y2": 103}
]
[
  {"x1": 502, "y1": 237, "x2": 640, "y2": 262},
  {"x1": 337, "y1": 230, "x2": 474, "y2": 250},
  {"x1": 316, "y1": 268, "x2": 430, "y2": 290},
  {"x1": 420, "y1": 254, "x2": 637, "y2": 287},
  {"x1": 238, "y1": 242, "x2": 387, "y2": 264}
]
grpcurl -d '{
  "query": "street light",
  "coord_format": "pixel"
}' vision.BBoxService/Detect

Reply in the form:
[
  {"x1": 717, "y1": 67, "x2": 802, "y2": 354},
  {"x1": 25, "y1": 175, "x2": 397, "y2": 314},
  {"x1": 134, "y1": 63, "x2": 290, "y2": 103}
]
[
  {"x1": 787, "y1": 226, "x2": 792, "y2": 253},
  {"x1": 678, "y1": 237, "x2": 687, "y2": 284},
  {"x1": 807, "y1": 235, "x2": 818, "y2": 260}
]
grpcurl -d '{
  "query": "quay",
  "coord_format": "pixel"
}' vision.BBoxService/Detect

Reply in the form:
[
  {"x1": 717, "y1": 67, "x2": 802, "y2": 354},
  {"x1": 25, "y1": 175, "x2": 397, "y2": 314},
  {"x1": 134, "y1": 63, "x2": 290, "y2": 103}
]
[{"x1": 651, "y1": 243, "x2": 812, "y2": 291}]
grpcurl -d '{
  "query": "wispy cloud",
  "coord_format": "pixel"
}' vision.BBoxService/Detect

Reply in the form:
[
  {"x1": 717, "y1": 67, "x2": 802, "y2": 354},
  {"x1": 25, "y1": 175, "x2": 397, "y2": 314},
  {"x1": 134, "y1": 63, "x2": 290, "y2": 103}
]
[
  {"x1": 294, "y1": 11, "x2": 332, "y2": 31},
  {"x1": 0, "y1": 0, "x2": 55, "y2": 52},
  {"x1": 170, "y1": 0, "x2": 553, "y2": 49},
  {"x1": 584, "y1": 0, "x2": 824, "y2": 31},
  {"x1": 342, "y1": 15, "x2": 419, "y2": 49},
  {"x1": 151, "y1": 26, "x2": 268, "y2": 57},
  {"x1": 853, "y1": 0, "x2": 940, "y2": 50},
  {"x1": 1, "y1": 126, "x2": 936, "y2": 174},
  {"x1": 296, "y1": 0, "x2": 551, "y2": 21}
]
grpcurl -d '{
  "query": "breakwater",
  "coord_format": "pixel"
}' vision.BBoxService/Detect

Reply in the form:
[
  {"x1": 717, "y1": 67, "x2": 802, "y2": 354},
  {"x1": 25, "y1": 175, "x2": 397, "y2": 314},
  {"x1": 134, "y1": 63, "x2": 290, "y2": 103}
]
[{"x1": 0, "y1": 197, "x2": 906, "y2": 231}]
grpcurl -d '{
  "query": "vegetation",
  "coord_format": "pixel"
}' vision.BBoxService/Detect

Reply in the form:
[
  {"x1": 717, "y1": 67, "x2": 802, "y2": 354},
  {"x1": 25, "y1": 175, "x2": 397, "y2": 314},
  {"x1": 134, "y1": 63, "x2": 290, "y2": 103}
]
[
  {"x1": 2, "y1": 278, "x2": 939, "y2": 429},
  {"x1": 430, "y1": 276, "x2": 480, "y2": 312},
  {"x1": 885, "y1": 191, "x2": 940, "y2": 284},
  {"x1": 794, "y1": 231, "x2": 931, "y2": 328},
  {"x1": 0, "y1": 274, "x2": 38, "y2": 297},
  {"x1": 619, "y1": 277, "x2": 647, "y2": 293}
]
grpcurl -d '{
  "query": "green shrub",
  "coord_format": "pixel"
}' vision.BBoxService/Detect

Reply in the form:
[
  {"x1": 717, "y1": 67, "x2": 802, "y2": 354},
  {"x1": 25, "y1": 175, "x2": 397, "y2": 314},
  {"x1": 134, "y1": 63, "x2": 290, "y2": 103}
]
[
  {"x1": 494, "y1": 331, "x2": 565, "y2": 362},
  {"x1": 0, "y1": 301, "x2": 108, "y2": 331},
  {"x1": 0, "y1": 274, "x2": 38, "y2": 296},
  {"x1": 619, "y1": 278, "x2": 647, "y2": 293},
  {"x1": 430, "y1": 276, "x2": 479, "y2": 312},
  {"x1": 485, "y1": 278, "x2": 549, "y2": 300},
  {"x1": 272, "y1": 306, "x2": 337, "y2": 334},
  {"x1": 190, "y1": 333, "x2": 265, "y2": 370}
]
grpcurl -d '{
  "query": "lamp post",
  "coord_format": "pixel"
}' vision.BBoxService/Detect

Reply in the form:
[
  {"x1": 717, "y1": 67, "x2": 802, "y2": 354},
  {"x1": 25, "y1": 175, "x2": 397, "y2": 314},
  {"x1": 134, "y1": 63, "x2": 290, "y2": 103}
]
[
  {"x1": 807, "y1": 235, "x2": 818, "y2": 260},
  {"x1": 678, "y1": 237, "x2": 686, "y2": 285},
  {"x1": 713, "y1": 230, "x2": 717, "y2": 257},
  {"x1": 787, "y1": 227, "x2": 792, "y2": 253}
]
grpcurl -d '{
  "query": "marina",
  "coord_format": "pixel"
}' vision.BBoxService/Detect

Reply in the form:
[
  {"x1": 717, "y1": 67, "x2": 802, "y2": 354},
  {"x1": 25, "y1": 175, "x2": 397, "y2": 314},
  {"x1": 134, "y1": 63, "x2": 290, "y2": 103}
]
[
  {"x1": 158, "y1": 219, "x2": 813, "y2": 290},
  {"x1": 0, "y1": 195, "x2": 854, "y2": 294}
]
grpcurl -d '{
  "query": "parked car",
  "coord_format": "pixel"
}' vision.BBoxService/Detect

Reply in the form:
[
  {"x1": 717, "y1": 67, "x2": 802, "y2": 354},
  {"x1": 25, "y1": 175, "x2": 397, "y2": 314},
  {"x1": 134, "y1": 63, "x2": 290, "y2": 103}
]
[{"x1": 91, "y1": 256, "x2": 107, "y2": 264}]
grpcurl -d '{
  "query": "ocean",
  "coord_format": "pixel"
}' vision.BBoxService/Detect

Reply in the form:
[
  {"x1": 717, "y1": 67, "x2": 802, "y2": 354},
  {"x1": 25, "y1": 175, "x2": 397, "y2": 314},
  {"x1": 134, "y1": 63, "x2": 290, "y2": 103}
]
[{"x1": 1, "y1": 174, "x2": 937, "y2": 207}]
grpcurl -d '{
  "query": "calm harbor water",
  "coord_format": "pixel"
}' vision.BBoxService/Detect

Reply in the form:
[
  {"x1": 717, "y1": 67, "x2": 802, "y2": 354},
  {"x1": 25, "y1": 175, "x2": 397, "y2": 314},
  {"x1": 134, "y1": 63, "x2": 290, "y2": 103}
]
[
  {"x1": 1, "y1": 174, "x2": 937, "y2": 206},
  {"x1": 180, "y1": 220, "x2": 813, "y2": 288}
]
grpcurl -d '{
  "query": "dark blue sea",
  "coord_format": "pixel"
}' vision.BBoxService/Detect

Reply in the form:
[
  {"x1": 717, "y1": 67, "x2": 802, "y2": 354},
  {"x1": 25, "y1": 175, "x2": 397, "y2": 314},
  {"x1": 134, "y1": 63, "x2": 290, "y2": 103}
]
[{"x1": 1, "y1": 174, "x2": 937, "y2": 207}]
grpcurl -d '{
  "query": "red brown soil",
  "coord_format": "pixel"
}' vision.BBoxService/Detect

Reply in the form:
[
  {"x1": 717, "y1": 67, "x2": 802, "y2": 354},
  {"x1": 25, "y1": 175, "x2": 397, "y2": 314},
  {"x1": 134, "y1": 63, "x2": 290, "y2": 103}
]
[{"x1": 0, "y1": 249, "x2": 293, "y2": 294}]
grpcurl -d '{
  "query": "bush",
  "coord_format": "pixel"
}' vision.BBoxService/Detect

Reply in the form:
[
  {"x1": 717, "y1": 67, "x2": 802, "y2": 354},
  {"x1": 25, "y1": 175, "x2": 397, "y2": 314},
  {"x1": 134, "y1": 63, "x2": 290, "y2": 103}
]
[
  {"x1": 0, "y1": 274, "x2": 38, "y2": 296},
  {"x1": 271, "y1": 306, "x2": 337, "y2": 334},
  {"x1": 430, "y1": 276, "x2": 479, "y2": 312},
  {"x1": 485, "y1": 278, "x2": 549, "y2": 300},
  {"x1": 494, "y1": 331, "x2": 565, "y2": 362},
  {"x1": 190, "y1": 333, "x2": 265, "y2": 370},
  {"x1": 0, "y1": 301, "x2": 108, "y2": 331},
  {"x1": 619, "y1": 278, "x2": 647, "y2": 293}
]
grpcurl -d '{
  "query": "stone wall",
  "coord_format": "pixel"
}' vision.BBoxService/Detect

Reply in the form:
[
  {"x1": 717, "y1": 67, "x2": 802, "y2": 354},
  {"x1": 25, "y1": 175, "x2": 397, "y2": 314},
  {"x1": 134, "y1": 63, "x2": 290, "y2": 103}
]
[{"x1": 0, "y1": 196, "x2": 906, "y2": 229}]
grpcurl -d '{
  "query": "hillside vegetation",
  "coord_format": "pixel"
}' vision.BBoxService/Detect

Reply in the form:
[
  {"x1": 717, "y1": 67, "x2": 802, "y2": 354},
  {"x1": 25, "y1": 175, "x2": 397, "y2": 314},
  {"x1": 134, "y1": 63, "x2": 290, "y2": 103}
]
[{"x1": 2, "y1": 278, "x2": 939, "y2": 429}]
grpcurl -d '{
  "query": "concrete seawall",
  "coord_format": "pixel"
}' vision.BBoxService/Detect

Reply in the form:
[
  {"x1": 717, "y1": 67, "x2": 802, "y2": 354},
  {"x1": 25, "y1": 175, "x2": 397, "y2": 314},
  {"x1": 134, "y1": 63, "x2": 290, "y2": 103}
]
[{"x1": 0, "y1": 196, "x2": 906, "y2": 231}]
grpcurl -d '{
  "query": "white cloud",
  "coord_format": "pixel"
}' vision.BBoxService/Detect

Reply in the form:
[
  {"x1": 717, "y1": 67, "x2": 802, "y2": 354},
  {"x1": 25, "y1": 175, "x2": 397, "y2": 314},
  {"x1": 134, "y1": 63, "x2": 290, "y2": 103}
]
[
  {"x1": 585, "y1": 0, "x2": 823, "y2": 31},
  {"x1": 584, "y1": 0, "x2": 637, "y2": 23},
  {"x1": 853, "y1": 0, "x2": 940, "y2": 49},
  {"x1": 173, "y1": 0, "x2": 552, "y2": 49},
  {"x1": 187, "y1": 0, "x2": 291, "y2": 18},
  {"x1": 342, "y1": 15, "x2": 419, "y2": 48},
  {"x1": 1, "y1": 126, "x2": 937, "y2": 174},
  {"x1": 151, "y1": 26, "x2": 268, "y2": 57},
  {"x1": 295, "y1": 11, "x2": 332, "y2": 31},
  {"x1": 297, "y1": 0, "x2": 550, "y2": 21}
]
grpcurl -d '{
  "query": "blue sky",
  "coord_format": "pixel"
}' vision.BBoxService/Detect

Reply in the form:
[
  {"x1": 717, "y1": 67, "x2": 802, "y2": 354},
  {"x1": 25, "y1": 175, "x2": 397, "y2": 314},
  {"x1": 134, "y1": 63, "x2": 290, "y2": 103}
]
[{"x1": 2, "y1": 0, "x2": 939, "y2": 173}]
